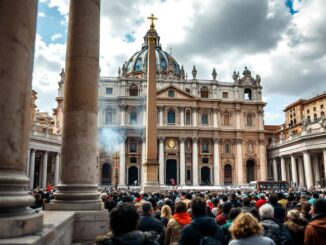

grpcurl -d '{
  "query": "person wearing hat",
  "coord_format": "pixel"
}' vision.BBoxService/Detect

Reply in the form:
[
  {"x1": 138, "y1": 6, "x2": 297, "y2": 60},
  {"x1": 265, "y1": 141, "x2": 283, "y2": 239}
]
[{"x1": 256, "y1": 193, "x2": 267, "y2": 209}]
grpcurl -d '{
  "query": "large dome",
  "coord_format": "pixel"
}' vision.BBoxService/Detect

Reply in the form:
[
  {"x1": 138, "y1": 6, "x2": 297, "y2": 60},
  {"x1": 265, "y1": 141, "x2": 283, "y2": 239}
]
[{"x1": 122, "y1": 29, "x2": 182, "y2": 78}]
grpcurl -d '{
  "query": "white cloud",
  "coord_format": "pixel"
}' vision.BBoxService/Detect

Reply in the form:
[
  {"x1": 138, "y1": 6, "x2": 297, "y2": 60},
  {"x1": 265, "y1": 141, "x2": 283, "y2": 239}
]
[
  {"x1": 38, "y1": 12, "x2": 46, "y2": 17},
  {"x1": 51, "y1": 33, "x2": 63, "y2": 41}
]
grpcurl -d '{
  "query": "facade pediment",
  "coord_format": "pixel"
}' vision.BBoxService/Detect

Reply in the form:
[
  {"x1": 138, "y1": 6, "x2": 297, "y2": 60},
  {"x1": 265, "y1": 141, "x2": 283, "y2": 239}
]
[{"x1": 157, "y1": 84, "x2": 196, "y2": 99}]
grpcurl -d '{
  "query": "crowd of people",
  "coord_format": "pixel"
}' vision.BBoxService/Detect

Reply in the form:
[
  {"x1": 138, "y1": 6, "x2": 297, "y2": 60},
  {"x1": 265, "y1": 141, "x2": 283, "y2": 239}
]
[
  {"x1": 93, "y1": 189, "x2": 326, "y2": 245},
  {"x1": 29, "y1": 187, "x2": 326, "y2": 245}
]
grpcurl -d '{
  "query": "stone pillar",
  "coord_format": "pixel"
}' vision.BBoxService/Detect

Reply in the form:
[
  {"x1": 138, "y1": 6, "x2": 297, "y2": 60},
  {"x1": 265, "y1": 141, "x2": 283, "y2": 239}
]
[
  {"x1": 29, "y1": 149, "x2": 36, "y2": 190},
  {"x1": 26, "y1": 148, "x2": 31, "y2": 176},
  {"x1": 324, "y1": 149, "x2": 326, "y2": 187},
  {"x1": 0, "y1": 0, "x2": 43, "y2": 238},
  {"x1": 291, "y1": 155, "x2": 298, "y2": 186},
  {"x1": 118, "y1": 137, "x2": 126, "y2": 187},
  {"x1": 303, "y1": 151, "x2": 313, "y2": 189},
  {"x1": 142, "y1": 105, "x2": 146, "y2": 127},
  {"x1": 51, "y1": 0, "x2": 102, "y2": 211},
  {"x1": 259, "y1": 139, "x2": 267, "y2": 181},
  {"x1": 235, "y1": 109, "x2": 241, "y2": 129},
  {"x1": 192, "y1": 138, "x2": 199, "y2": 185},
  {"x1": 313, "y1": 155, "x2": 320, "y2": 186},
  {"x1": 159, "y1": 137, "x2": 165, "y2": 185},
  {"x1": 298, "y1": 157, "x2": 305, "y2": 187},
  {"x1": 213, "y1": 109, "x2": 218, "y2": 128},
  {"x1": 192, "y1": 108, "x2": 198, "y2": 127},
  {"x1": 54, "y1": 153, "x2": 60, "y2": 186},
  {"x1": 180, "y1": 107, "x2": 185, "y2": 127},
  {"x1": 281, "y1": 156, "x2": 286, "y2": 181},
  {"x1": 273, "y1": 158, "x2": 278, "y2": 181},
  {"x1": 213, "y1": 139, "x2": 220, "y2": 185},
  {"x1": 236, "y1": 139, "x2": 243, "y2": 184},
  {"x1": 159, "y1": 106, "x2": 163, "y2": 126},
  {"x1": 141, "y1": 138, "x2": 146, "y2": 185},
  {"x1": 42, "y1": 151, "x2": 48, "y2": 189},
  {"x1": 180, "y1": 137, "x2": 186, "y2": 186},
  {"x1": 120, "y1": 104, "x2": 126, "y2": 126}
]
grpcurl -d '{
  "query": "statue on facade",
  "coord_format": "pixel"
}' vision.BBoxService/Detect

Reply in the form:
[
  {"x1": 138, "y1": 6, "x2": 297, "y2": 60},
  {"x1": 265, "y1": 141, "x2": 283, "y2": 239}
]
[
  {"x1": 192, "y1": 65, "x2": 197, "y2": 79},
  {"x1": 256, "y1": 74, "x2": 261, "y2": 85},
  {"x1": 212, "y1": 68, "x2": 217, "y2": 80},
  {"x1": 180, "y1": 65, "x2": 185, "y2": 80},
  {"x1": 118, "y1": 66, "x2": 121, "y2": 77},
  {"x1": 232, "y1": 70, "x2": 239, "y2": 81}
]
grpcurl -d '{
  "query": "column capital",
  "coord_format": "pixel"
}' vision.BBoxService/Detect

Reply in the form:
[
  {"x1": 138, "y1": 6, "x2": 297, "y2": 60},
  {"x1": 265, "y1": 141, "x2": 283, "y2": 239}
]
[
  {"x1": 159, "y1": 136, "x2": 165, "y2": 143},
  {"x1": 213, "y1": 138, "x2": 219, "y2": 144},
  {"x1": 119, "y1": 104, "x2": 127, "y2": 110},
  {"x1": 157, "y1": 105, "x2": 163, "y2": 111},
  {"x1": 193, "y1": 137, "x2": 198, "y2": 143},
  {"x1": 179, "y1": 137, "x2": 185, "y2": 143},
  {"x1": 192, "y1": 107, "x2": 198, "y2": 112},
  {"x1": 213, "y1": 108, "x2": 219, "y2": 113}
]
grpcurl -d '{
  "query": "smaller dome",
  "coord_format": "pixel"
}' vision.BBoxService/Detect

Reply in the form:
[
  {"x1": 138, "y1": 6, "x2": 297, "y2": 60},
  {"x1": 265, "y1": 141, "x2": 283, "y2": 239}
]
[{"x1": 123, "y1": 29, "x2": 181, "y2": 79}]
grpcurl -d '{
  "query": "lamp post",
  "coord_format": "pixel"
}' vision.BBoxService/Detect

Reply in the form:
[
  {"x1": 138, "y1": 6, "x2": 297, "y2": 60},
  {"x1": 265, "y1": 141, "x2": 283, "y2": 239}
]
[{"x1": 114, "y1": 152, "x2": 119, "y2": 190}]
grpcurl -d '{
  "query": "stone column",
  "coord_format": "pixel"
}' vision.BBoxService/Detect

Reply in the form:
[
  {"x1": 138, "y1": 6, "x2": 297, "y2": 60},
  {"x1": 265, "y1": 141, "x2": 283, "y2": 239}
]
[
  {"x1": 142, "y1": 105, "x2": 146, "y2": 127},
  {"x1": 324, "y1": 149, "x2": 326, "y2": 187},
  {"x1": 54, "y1": 153, "x2": 60, "y2": 186},
  {"x1": 303, "y1": 151, "x2": 313, "y2": 189},
  {"x1": 290, "y1": 154, "x2": 298, "y2": 186},
  {"x1": 180, "y1": 137, "x2": 186, "y2": 186},
  {"x1": 259, "y1": 139, "x2": 267, "y2": 181},
  {"x1": 236, "y1": 139, "x2": 243, "y2": 184},
  {"x1": 159, "y1": 137, "x2": 165, "y2": 185},
  {"x1": 42, "y1": 151, "x2": 48, "y2": 189},
  {"x1": 180, "y1": 107, "x2": 185, "y2": 127},
  {"x1": 120, "y1": 104, "x2": 126, "y2": 126},
  {"x1": 213, "y1": 109, "x2": 218, "y2": 128},
  {"x1": 192, "y1": 138, "x2": 199, "y2": 185},
  {"x1": 281, "y1": 156, "x2": 286, "y2": 181},
  {"x1": 273, "y1": 158, "x2": 278, "y2": 181},
  {"x1": 51, "y1": 0, "x2": 102, "y2": 210},
  {"x1": 141, "y1": 137, "x2": 146, "y2": 185},
  {"x1": 313, "y1": 155, "x2": 320, "y2": 186},
  {"x1": 29, "y1": 150, "x2": 36, "y2": 190},
  {"x1": 192, "y1": 108, "x2": 198, "y2": 127},
  {"x1": 235, "y1": 109, "x2": 241, "y2": 129},
  {"x1": 298, "y1": 157, "x2": 305, "y2": 187},
  {"x1": 0, "y1": 0, "x2": 43, "y2": 238},
  {"x1": 26, "y1": 148, "x2": 31, "y2": 177},
  {"x1": 213, "y1": 139, "x2": 220, "y2": 185},
  {"x1": 159, "y1": 106, "x2": 163, "y2": 126},
  {"x1": 118, "y1": 137, "x2": 126, "y2": 187}
]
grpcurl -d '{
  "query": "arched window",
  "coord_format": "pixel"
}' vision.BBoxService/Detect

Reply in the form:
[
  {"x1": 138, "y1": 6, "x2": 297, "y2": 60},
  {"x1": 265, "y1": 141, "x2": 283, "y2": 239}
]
[
  {"x1": 224, "y1": 113, "x2": 230, "y2": 125},
  {"x1": 129, "y1": 139, "x2": 137, "y2": 152},
  {"x1": 129, "y1": 85, "x2": 138, "y2": 96},
  {"x1": 134, "y1": 58, "x2": 142, "y2": 71},
  {"x1": 168, "y1": 89, "x2": 174, "y2": 97},
  {"x1": 130, "y1": 111, "x2": 137, "y2": 124},
  {"x1": 244, "y1": 88, "x2": 252, "y2": 100},
  {"x1": 321, "y1": 111, "x2": 325, "y2": 118},
  {"x1": 105, "y1": 110, "x2": 112, "y2": 124},
  {"x1": 186, "y1": 111, "x2": 191, "y2": 125},
  {"x1": 167, "y1": 110, "x2": 176, "y2": 124},
  {"x1": 202, "y1": 114, "x2": 208, "y2": 125},
  {"x1": 247, "y1": 114, "x2": 253, "y2": 127},
  {"x1": 314, "y1": 113, "x2": 318, "y2": 122},
  {"x1": 200, "y1": 87, "x2": 209, "y2": 98}
]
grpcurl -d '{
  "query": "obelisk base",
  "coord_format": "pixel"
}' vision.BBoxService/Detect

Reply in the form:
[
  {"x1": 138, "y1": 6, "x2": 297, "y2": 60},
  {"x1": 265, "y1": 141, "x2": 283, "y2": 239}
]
[{"x1": 141, "y1": 162, "x2": 160, "y2": 193}]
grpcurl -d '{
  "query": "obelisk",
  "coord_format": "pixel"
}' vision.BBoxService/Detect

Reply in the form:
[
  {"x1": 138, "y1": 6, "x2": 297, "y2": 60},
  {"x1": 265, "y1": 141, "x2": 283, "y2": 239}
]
[{"x1": 141, "y1": 14, "x2": 160, "y2": 192}]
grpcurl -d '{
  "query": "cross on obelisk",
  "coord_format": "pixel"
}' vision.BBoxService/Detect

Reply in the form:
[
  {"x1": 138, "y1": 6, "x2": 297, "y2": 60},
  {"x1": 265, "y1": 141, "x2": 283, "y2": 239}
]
[{"x1": 141, "y1": 14, "x2": 160, "y2": 192}]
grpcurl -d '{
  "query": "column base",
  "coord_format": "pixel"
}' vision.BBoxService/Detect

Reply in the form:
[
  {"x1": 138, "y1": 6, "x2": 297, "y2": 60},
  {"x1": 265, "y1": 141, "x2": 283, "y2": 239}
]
[
  {"x1": 141, "y1": 184, "x2": 161, "y2": 193},
  {"x1": 117, "y1": 185, "x2": 127, "y2": 189},
  {"x1": 45, "y1": 201, "x2": 103, "y2": 211},
  {"x1": 0, "y1": 212, "x2": 43, "y2": 239}
]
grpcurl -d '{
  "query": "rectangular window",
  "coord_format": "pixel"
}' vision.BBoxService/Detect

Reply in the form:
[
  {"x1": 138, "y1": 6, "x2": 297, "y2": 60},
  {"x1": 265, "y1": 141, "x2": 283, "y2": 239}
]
[
  {"x1": 307, "y1": 109, "x2": 310, "y2": 113},
  {"x1": 313, "y1": 107, "x2": 316, "y2": 111},
  {"x1": 321, "y1": 104, "x2": 324, "y2": 109},
  {"x1": 187, "y1": 169, "x2": 191, "y2": 181},
  {"x1": 203, "y1": 143, "x2": 209, "y2": 153},
  {"x1": 222, "y1": 92, "x2": 228, "y2": 98},
  {"x1": 106, "y1": 87, "x2": 113, "y2": 95},
  {"x1": 202, "y1": 158, "x2": 209, "y2": 164},
  {"x1": 130, "y1": 157, "x2": 137, "y2": 164},
  {"x1": 224, "y1": 114, "x2": 229, "y2": 125}
]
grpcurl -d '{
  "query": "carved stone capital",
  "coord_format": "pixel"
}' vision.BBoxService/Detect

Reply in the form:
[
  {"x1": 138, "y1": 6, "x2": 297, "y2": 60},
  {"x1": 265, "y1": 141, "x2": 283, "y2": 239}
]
[{"x1": 159, "y1": 136, "x2": 165, "y2": 143}]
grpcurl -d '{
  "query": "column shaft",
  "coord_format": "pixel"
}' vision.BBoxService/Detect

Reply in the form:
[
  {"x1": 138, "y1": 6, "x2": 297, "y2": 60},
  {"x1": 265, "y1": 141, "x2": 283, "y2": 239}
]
[
  {"x1": 236, "y1": 140, "x2": 243, "y2": 184},
  {"x1": 159, "y1": 138, "x2": 165, "y2": 185},
  {"x1": 180, "y1": 108, "x2": 185, "y2": 127},
  {"x1": 192, "y1": 139, "x2": 198, "y2": 185},
  {"x1": 259, "y1": 141, "x2": 267, "y2": 181},
  {"x1": 120, "y1": 105, "x2": 126, "y2": 126},
  {"x1": 281, "y1": 157, "x2": 286, "y2": 181},
  {"x1": 42, "y1": 151, "x2": 48, "y2": 189},
  {"x1": 303, "y1": 151, "x2": 313, "y2": 189},
  {"x1": 313, "y1": 155, "x2": 320, "y2": 185},
  {"x1": 298, "y1": 157, "x2": 305, "y2": 187},
  {"x1": 141, "y1": 139, "x2": 146, "y2": 184},
  {"x1": 273, "y1": 158, "x2": 278, "y2": 181},
  {"x1": 324, "y1": 149, "x2": 326, "y2": 187},
  {"x1": 290, "y1": 155, "x2": 298, "y2": 185},
  {"x1": 54, "y1": 153, "x2": 60, "y2": 186},
  {"x1": 52, "y1": 0, "x2": 102, "y2": 210},
  {"x1": 193, "y1": 109, "x2": 198, "y2": 127},
  {"x1": 0, "y1": 0, "x2": 42, "y2": 238},
  {"x1": 119, "y1": 139, "x2": 126, "y2": 186},
  {"x1": 213, "y1": 139, "x2": 220, "y2": 185},
  {"x1": 159, "y1": 107, "x2": 163, "y2": 126},
  {"x1": 26, "y1": 148, "x2": 31, "y2": 176},
  {"x1": 29, "y1": 150, "x2": 36, "y2": 190},
  {"x1": 180, "y1": 138, "x2": 186, "y2": 185}
]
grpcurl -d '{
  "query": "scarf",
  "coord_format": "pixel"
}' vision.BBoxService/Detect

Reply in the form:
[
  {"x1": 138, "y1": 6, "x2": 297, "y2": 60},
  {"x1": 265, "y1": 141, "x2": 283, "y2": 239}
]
[{"x1": 173, "y1": 212, "x2": 192, "y2": 226}]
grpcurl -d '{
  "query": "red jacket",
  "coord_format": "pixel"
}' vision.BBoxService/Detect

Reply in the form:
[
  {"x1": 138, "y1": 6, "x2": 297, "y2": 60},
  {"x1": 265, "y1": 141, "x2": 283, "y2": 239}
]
[
  {"x1": 304, "y1": 214, "x2": 326, "y2": 245},
  {"x1": 255, "y1": 198, "x2": 267, "y2": 209}
]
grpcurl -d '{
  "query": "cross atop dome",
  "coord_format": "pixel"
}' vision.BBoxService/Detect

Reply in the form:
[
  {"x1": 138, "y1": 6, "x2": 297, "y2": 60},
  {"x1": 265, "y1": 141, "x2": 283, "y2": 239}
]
[{"x1": 147, "y1": 13, "x2": 158, "y2": 30}]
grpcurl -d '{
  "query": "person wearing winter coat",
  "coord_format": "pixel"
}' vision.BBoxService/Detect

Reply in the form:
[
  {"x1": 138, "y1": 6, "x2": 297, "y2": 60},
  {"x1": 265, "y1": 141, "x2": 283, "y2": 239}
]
[
  {"x1": 164, "y1": 201, "x2": 191, "y2": 245},
  {"x1": 284, "y1": 209, "x2": 307, "y2": 245},
  {"x1": 259, "y1": 203, "x2": 292, "y2": 245},
  {"x1": 304, "y1": 199, "x2": 326, "y2": 245}
]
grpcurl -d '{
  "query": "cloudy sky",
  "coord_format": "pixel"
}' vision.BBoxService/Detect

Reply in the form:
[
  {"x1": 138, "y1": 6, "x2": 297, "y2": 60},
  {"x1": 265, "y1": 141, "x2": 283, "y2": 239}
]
[{"x1": 34, "y1": 0, "x2": 326, "y2": 125}]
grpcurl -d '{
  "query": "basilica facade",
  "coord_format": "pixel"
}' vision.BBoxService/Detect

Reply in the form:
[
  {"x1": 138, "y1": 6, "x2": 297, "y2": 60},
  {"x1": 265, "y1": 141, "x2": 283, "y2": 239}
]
[{"x1": 98, "y1": 29, "x2": 267, "y2": 187}]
